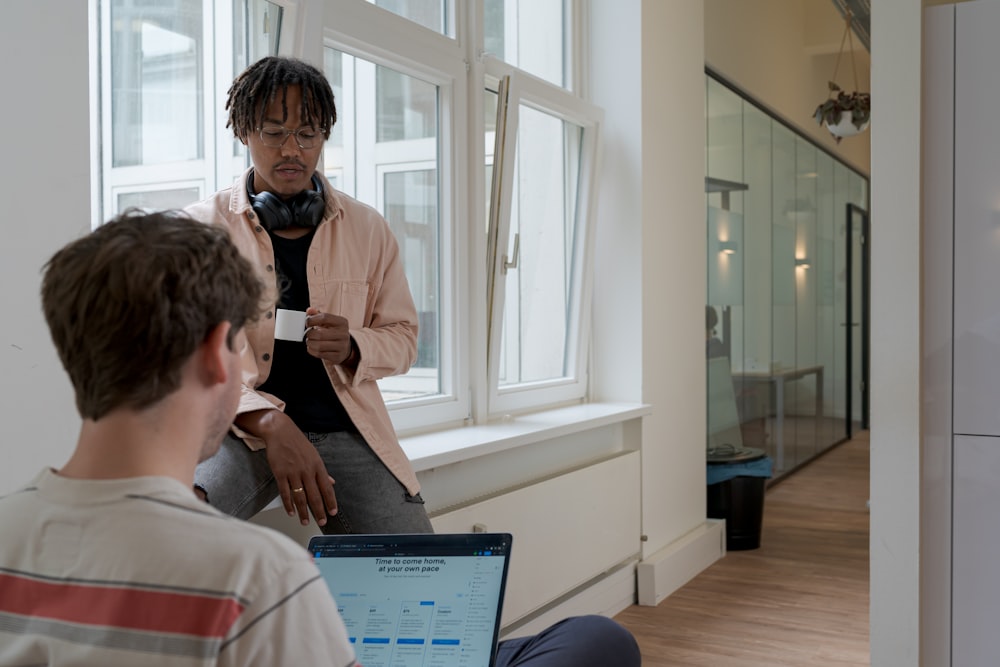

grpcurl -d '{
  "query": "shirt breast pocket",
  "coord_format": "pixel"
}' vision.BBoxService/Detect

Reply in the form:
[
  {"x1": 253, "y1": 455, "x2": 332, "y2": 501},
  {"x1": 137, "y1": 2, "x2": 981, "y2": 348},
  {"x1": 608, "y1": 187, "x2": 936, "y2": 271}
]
[{"x1": 319, "y1": 279, "x2": 370, "y2": 328}]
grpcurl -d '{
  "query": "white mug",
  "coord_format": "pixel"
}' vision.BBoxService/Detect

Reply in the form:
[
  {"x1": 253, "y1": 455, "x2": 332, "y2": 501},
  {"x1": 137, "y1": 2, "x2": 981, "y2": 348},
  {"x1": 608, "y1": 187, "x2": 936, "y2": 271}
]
[{"x1": 274, "y1": 308, "x2": 308, "y2": 342}]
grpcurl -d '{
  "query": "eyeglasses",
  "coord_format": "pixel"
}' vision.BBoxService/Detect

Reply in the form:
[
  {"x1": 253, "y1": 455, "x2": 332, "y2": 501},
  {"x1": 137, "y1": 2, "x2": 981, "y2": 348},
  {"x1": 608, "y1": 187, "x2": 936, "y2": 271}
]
[{"x1": 257, "y1": 125, "x2": 323, "y2": 149}]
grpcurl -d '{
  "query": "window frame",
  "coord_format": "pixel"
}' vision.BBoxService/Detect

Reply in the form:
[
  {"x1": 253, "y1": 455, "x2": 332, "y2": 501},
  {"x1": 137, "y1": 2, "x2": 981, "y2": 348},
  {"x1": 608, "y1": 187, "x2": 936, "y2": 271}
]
[
  {"x1": 316, "y1": 0, "x2": 472, "y2": 433},
  {"x1": 483, "y1": 59, "x2": 602, "y2": 415},
  {"x1": 95, "y1": 0, "x2": 297, "y2": 224},
  {"x1": 93, "y1": 0, "x2": 600, "y2": 436}
]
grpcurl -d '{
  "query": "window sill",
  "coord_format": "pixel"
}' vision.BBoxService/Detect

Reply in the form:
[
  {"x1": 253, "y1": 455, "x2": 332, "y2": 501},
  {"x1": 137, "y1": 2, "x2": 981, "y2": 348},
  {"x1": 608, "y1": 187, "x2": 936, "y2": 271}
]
[{"x1": 400, "y1": 402, "x2": 651, "y2": 473}]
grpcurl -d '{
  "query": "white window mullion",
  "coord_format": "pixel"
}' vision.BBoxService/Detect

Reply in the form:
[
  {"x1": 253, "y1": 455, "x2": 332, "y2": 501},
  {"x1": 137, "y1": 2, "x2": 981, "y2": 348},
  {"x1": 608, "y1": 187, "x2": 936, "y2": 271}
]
[
  {"x1": 202, "y1": 0, "x2": 220, "y2": 195},
  {"x1": 324, "y1": 52, "x2": 357, "y2": 195},
  {"x1": 213, "y1": 0, "x2": 235, "y2": 191},
  {"x1": 99, "y1": 0, "x2": 114, "y2": 220},
  {"x1": 354, "y1": 57, "x2": 378, "y2": 203}
]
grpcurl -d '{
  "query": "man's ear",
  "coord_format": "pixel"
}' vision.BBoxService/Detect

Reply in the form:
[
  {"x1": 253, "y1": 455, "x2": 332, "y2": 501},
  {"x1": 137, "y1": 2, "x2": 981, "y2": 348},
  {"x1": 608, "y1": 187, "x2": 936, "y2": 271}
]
[{"x1": 200, "y1": 322, "x2": 234, "y2": 386}]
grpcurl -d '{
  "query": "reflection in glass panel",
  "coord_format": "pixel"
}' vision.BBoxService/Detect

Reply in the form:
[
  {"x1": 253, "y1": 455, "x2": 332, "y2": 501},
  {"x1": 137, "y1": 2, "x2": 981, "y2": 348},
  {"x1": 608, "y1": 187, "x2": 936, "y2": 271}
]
[
  {"x1": 323, "y1": 49, "x2": 345, "y2": 149},
  {"x1": 707, "y1": 355, "x2": 743, "y2": 453},
  {"x1": 232, "y1": 1, "x2": 284, "y2": 165},
  {"x1": 111, "y1": 0, "x2": 203, "y2": 167},
  {"x1": 832, "y1": 161, "x2": 849, "y2": 442},
  {"x1": 794, "y1": 137, "x2": 818, "y2": 462},
  {"x1": 815, "y1": 150, "x2": 837, "y2": 448},
  {"x1": 771, "y1": 123, "x2": 798, "y2": 471},
  {"x1": 383, "y1": 170, "x2": 440, "y2": 391},
  {"x1": 483, "y1": 0, "x2": 565, "y2": 88},
  {"x1": 849, "y1": 204, "x2": 866, "y2": 433},
  {"x1": 117, "y1": 187, "x2": 201, "y2": 211},
  {"x1": 499, "y1": 105, "x2": 582, "y2": 387},
  {"x1": 706, "y1": 78, "x2": 744, "y2": 187},
  {"x1": 737, "y1": 102, "x2": 772, "y2": 452},
  {"x1": 704, "y1": 73, "x2": 868, "y2": 482},
  {"x1": 847, "y1": 170, "x2": 868, "y2": 436},
  {"x1": 377, "y1": 68, "x2": 438, "y2": 142},
  {"x1": 484, "y1": 0, "x2": 504, "y2": 61},
  {"x1": 233, "y1": 0, "x2": 282, "y2": 71},
  {"x1": 375, "y1": 0, "x2": 450, "y2": 36},
  {"x1": 322, "y1": 48, "x2": 442, "y2": 402},
  {"x1": 707, "y1": 208, "x2": 743, "y2": 309}
]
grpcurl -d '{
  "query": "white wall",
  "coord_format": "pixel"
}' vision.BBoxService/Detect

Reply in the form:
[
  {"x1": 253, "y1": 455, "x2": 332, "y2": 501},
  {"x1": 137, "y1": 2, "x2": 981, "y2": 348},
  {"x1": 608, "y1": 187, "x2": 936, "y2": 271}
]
[
  {"x1": 0, "y1": 1, "x2": 90, "y2": 493},
  {"x1": 590, "y1": 0, "x2": 707, "y2": 557},
  {"x1": 870, "y1": 0, "x2": 922, "y2": 663}
]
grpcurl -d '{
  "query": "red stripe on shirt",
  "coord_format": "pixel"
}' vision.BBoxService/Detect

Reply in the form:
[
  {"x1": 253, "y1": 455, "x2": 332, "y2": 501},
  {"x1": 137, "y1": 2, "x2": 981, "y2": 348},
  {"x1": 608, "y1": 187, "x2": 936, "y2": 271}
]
[{"x1": 0, "y1": 573, "x2": 244, "y2": 637}]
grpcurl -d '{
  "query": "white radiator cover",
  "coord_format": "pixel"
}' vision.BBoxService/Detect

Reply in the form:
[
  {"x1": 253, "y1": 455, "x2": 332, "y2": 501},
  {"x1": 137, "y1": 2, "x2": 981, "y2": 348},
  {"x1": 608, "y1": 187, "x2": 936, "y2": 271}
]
[{"x1": 430, "y1": 450, "x2": 641, "y2": 625}]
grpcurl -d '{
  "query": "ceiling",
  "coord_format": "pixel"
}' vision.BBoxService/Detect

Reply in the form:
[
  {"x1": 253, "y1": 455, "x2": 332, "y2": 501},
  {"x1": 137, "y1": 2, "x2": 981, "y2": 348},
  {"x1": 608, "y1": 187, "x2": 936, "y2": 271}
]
[{"x1": 832, "y1": 0, "x2": 871, "y2": 52}]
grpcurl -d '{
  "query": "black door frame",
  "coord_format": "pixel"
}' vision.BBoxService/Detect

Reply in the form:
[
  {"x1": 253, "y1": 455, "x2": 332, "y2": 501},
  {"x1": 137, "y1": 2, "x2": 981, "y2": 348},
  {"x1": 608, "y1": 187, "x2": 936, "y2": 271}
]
[{"x1": 845, "y1": 203, "x2": 870, "y2": 436}]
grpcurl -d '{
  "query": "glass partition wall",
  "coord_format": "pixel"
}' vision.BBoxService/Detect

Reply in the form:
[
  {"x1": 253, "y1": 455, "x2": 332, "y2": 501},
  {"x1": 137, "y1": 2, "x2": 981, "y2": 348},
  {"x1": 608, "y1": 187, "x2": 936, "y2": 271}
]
[{"x1": 705, "y1": 73, "x2": 869, "y2": 480}]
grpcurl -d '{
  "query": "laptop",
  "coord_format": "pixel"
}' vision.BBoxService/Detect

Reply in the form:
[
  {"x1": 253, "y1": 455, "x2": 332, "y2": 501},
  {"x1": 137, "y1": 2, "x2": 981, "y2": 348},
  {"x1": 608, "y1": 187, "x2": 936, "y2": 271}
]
[{"x1": 308, "y1": 532, "x2": 513, "y2": 667}]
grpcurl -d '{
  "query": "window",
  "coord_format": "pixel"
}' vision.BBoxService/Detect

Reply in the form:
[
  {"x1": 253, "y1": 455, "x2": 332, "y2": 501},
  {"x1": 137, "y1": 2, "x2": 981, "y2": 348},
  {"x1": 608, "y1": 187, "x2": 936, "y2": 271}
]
[
  {"x1": 484, "y1": 0, "x2": 567, "y2": 88},
  {"x1": 96, "y1": 0, "x2": 282, "y2": 218},
  {"x1": 323, "y1": 48, "x2": 443, "y2": 407},
  {"x1": 321, "y1": 0, "x2": 600, "y2": 428},
  {"x1": 95, "y1": 0, "x2": 600, "y2": 434},
  {"x1": 373, "y1": 0, "x2": 454, "y2": 37},
  {"x1": 485, "y1": 70, "x2": 601, "y2": 414}
]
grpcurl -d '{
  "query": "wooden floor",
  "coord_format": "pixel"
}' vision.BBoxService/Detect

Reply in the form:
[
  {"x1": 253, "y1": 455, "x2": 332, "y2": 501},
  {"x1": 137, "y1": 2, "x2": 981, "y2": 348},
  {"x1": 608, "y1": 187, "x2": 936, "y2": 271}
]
[{"x1": 615, "y1": 432, "x2": 870, "y2": 666}]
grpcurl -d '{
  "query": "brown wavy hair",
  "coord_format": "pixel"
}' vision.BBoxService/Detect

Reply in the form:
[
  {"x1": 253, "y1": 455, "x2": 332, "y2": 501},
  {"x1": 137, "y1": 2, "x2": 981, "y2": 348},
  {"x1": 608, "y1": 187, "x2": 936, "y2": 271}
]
[{"x1": 41, "y1": 209, "x2": 269, "y2": 420}]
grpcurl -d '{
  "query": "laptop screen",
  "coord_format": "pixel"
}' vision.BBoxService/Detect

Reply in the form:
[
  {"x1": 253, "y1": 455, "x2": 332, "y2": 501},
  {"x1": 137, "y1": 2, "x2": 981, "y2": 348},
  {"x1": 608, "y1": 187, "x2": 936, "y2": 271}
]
[{"x1": 309, "y1": 533, "x2": 513, "y2": 667}]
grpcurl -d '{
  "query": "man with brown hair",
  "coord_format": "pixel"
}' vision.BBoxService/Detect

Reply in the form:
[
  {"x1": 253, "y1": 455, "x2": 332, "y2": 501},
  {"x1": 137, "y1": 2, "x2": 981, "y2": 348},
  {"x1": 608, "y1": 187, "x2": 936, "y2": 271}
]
[{"x1": 0, "y1": 210, "x2": 357, "y2": 666}]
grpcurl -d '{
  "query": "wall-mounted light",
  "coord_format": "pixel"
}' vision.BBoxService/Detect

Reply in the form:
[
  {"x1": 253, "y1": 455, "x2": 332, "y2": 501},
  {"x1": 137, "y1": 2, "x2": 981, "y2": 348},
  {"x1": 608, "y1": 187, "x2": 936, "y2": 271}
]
[
  {"x1": 795, "y1": 257, "x2": 811, "y2": 269},
  {"x1": 718, "y1": 240, "x2": 738, "y2": 255},
  {"x1": 705, "y1": 177, "x2": 749, "y2": 211}
]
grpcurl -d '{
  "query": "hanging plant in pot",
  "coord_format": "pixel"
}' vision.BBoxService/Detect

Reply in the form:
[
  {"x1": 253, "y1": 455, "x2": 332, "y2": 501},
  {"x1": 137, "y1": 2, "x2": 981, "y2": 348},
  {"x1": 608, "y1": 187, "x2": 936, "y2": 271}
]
[
  {"x1": 814, "y1": 82, "x2": 870, "y2": 143},
  {"x1": 813, "y1": 9, "x2": 870, "y2": 144}
]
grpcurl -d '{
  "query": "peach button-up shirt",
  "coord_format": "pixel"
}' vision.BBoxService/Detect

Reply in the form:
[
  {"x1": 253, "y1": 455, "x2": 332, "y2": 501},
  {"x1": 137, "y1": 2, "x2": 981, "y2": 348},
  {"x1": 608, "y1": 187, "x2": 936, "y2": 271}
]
[{"x1": 186, "y1": 168, "x2": 420, "y2": 495}]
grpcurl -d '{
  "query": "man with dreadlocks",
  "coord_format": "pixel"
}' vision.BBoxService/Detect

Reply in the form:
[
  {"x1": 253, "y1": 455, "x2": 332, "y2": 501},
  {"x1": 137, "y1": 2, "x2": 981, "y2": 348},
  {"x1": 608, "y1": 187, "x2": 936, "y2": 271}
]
[
  {"x1": 186, "y1": 56, "x2": 642, "y2": 667},
  {"x1": 186, "y1": 55, "x2": 431, "y2": 535}
]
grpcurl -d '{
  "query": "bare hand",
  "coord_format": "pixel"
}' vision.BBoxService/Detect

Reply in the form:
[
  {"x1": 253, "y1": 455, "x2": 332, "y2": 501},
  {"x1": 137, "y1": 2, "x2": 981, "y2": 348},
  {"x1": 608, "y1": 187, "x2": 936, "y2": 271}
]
[
  {"x1": 304, "y1": 308, "x2": 355, "y2": 365},
  {"x1": 237, "y1": 409, "x2": 338, "y2": 526}
]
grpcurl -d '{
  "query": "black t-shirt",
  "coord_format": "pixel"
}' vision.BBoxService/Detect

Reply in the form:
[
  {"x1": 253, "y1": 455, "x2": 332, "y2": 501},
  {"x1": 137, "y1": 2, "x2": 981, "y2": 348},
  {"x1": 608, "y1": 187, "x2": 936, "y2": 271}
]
[{"x1": 257, "y1": 229, "x2": 356, "y2": 433}]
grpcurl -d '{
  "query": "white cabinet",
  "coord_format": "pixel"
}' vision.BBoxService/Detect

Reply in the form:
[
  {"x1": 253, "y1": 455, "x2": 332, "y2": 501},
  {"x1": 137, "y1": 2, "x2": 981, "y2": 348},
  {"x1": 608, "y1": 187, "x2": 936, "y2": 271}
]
[
  {"x1": 953, "y1": 1, "x2": 1000, "y2": 438},
  {"x1": 926, "y1": 4, "x2": 1000, "y2": 665},
  {"x1": 953, "y1": 436, "x2": 1000, "y2": 666}
]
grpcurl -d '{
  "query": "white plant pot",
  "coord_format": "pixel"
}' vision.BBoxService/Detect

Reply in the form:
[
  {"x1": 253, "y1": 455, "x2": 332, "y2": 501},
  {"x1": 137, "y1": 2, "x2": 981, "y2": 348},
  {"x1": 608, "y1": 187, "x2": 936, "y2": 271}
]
[{"x1": 825, "y1": 110, "x2": 870, "y2": 138}]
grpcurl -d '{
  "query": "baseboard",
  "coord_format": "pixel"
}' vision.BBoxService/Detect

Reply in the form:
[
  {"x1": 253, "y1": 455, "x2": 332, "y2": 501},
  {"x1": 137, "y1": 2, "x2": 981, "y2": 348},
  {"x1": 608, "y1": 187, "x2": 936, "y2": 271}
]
[
  {"x1": 499, "y1": 559, "x2": 638, "y2": 639},
  {"x1": 636, "y1": 520, "x2": 725, "y2": 606}
]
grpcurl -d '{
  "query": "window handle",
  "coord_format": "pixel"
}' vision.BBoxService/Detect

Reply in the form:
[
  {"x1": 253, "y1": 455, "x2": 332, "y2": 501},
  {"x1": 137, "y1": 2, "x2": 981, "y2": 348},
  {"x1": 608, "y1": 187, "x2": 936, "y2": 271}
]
[{"x1": 503, "y1": 233, "x2": 520, "y2": 273}]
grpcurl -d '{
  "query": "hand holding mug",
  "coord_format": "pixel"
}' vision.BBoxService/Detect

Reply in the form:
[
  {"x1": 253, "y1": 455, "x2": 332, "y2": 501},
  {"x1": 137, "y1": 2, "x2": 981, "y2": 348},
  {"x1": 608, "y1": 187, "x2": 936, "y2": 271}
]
[{"x1": 304, "y1": 307, "x2": 354, "y2": 364}]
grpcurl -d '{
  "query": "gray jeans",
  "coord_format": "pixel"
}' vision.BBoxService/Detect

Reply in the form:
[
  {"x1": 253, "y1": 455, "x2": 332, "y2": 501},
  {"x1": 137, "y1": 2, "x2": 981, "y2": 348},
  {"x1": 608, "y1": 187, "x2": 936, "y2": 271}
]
[{"x1": 194, "y1": 431, "x2": 433, "y2": 534}]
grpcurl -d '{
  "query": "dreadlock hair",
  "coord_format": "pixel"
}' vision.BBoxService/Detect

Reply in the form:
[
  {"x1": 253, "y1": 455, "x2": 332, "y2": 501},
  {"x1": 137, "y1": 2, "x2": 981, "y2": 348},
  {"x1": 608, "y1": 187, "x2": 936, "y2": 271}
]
[{"x1": 226, "y1": 56, "x2": 337, "y2": 141}]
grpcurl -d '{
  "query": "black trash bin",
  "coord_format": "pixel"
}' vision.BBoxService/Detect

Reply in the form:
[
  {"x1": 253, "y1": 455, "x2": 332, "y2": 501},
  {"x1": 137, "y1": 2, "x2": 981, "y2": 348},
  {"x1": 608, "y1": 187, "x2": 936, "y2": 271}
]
[{"x1": 706, "y1": 446, "x2": 771, "y2": 551}]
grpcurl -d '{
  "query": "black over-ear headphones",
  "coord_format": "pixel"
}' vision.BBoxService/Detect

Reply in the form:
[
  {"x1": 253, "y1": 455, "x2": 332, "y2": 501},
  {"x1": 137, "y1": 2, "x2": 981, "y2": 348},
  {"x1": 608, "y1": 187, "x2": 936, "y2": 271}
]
[{"x1": 247, "y1": 171, "x2": 326, "y2": 231}]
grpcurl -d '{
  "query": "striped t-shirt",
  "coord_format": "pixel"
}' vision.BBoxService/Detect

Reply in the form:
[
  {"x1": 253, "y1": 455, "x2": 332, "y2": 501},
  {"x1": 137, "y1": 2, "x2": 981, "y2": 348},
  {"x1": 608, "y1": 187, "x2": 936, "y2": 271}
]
[{"x1": 0, "y1": 469, "x2": 357, "y2": 666}]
